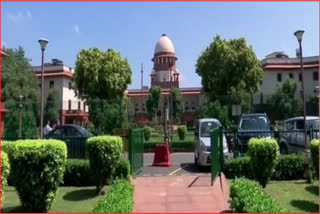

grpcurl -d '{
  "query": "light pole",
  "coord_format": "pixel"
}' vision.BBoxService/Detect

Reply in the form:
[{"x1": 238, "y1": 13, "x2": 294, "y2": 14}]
[
  {"x1": 169, "y1": 64, "x2": 174, "y2": 141},
  {"x1": 141, "y1": 63, "x2": 144, "y2": 127},
  {"x1": 18, "y1": 95, "x2": 23, "y2": 139},
  {"x1": 38, "y1": 38, "x2": 48, "y2": 138},
  {"x1": 294, "y1": 30, "x2": 310, "y2": 180}
]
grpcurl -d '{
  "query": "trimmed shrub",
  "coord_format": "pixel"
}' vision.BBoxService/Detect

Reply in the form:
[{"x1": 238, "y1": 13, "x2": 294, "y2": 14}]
[
  {"x1": 92, "y1": 180, "x2": 133, "y2": 213},
  {"x1": 310, "y1": 139, "x2": 319, "y2": 178},
  {"x1": 1, "y1": 140, "x2": 17, "y2": 186},
  {"x1": 10, "y1": 139, "x2": 67, "y2": 212},
  {"x1": 143, "y1": 126, "x2": 152, "y2": 141},
  {"x1": 177, "y1": 125, "x2": 187, "y2": 140},
  {"x1": 230, "y1": 178, "x2": 287, "y2": 213},
  {"x1": 248, "y1": 138, "x2": 279, "y2": 187},
  {"x1": 86, "y1": 136, "x2": 123, "y2": 192},
  {"x1": 63, "y1": 159, "x2": 95, "y2": 186},
  {"x1": 1, "y1": 151, "x2": 10, "y2": 201},
  {"x1": 272, "y1": 154, "x2": 306, "y2": 180},
  {"x1": 114, "y1": 159, "x2": 131, "y2": 180},
  {"x1": 223, "y1": 156, "x2": 253, "y2": 179}
]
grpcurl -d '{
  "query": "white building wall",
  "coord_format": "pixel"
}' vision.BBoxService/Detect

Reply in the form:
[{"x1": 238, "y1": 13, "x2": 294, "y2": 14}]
[
  {"x1": 62, "y1": 78, "x2": 88, "y2": 112},
  {"x1": 43, "y1": 77, "x2": 64, "y2": 110}
]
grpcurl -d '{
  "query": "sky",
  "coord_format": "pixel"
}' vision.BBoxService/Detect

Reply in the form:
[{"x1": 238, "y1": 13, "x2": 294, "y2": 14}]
[{"x1": 1, "y1": 2, "x2": 319, "y2": 89}]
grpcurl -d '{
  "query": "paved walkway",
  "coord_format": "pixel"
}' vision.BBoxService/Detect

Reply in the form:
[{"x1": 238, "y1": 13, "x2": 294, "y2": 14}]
[{"x1": 132, "y1": 174, "x2": 230, "y2": 213}]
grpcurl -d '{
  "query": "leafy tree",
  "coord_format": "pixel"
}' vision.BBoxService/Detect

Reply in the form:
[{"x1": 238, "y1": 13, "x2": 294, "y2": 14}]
[
  {"x1": 171, "y1": 88, "x2": 184, "y2": 123},
  {"x1": 146, "y1": 86, "x2": 161, "y2": 122},
  {"x1": 267, "y1": 78, "x2": 302, "y2": 120},
  {"x1": 73, "y1": 48, "x2": 132, "y2": 133},
  {"x1": 307, "y1": 95, "x2": 319, "y2": 116},
  {"x1": 44, "y1": 89, "x2": 59, "y2": 125},
  {"x1": 198, "y1": 100, "x2": 230, "y2": 128},
  {"x1": 1, "y1": 47, "x2": 40, "y2": 138},
  {"x1": 196, "y1": 35, "x2": 263, "y2": 109}
]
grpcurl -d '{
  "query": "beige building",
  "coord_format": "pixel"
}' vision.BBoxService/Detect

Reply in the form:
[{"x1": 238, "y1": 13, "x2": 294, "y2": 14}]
[{"x1": 33, "y1": 59, "x2": 89, "y2": 125}]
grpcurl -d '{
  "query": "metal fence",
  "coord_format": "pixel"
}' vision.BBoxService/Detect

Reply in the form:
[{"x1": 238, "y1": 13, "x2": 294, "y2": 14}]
[
  {"x1": 210, "y1": 126, "x2": 224, "y2": 185},
  {"x1": 129, "y1": 128, "x2": 144, "y2": 176}
]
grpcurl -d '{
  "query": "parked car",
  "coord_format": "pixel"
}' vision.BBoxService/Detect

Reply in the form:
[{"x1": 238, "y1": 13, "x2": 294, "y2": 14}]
[
  {"x1": 194, "y1": 118, "x2": 229, "y2": 167},
  {"x1": 236, "y1": 113, "x2": 272, "y2": 153},
  {"x1": 45, "y1": 124, "x2": 93, "y2": 158},
  {"x1": 279, "y1": 116, "x2": 319, "y2": 154}
]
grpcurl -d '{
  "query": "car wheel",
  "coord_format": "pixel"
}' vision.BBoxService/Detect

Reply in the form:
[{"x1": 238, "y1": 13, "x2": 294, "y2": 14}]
[{"x1": 280, "y1": 144, "x2": 288, "y2": 154}]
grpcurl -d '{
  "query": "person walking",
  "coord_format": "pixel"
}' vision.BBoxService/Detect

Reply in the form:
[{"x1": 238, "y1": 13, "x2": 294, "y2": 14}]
[{"x1": 44, "y1": 121, "x2": 52, "y2": 136}]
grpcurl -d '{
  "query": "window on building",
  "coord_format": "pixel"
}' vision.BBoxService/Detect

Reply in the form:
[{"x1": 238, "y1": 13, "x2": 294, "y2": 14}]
[
  {"x1": 78, "y1": 102, "x2": 81, "y2": 110},
  {"x1": 68, "y1": 100, "x2": 71, "y2": 110},
  {"x1": 299, "y1": 73, "x2": 302, "y2": 82},
  {"x1": 69, "y1": 81, "x2": 72, "y2": 90},
  {"x1": 313, "y1": 71, "x2": 319, "y2": 81},
  {"x1": 277, "y1": 73, "x2": 282, "y2": 82},
  {"x1": 49, "y1": 81, "x2": 54, "y2": 88},
  {"x1": 289, "y1": 73, "x2": 294, "y2": 79}
]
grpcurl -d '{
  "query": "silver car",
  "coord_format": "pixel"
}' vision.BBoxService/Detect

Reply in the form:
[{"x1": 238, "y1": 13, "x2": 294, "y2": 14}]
[{"x1": 279, "y1": 116, "x2": 319, "y2": 154}]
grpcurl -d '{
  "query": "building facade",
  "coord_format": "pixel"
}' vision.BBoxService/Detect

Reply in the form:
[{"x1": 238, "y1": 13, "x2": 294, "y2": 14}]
[{"x1": 33, "y1": 59, "x2": 89, "y2": 126}]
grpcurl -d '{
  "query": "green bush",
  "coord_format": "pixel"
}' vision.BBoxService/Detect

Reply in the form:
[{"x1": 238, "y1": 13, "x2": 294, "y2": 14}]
[
  {"x1": 86, "y1": 136, "x2": 123, "y2": 192},
  {"x1": 223, "y1": 156, "x2": 253, "y2": 179},
  {"x1": 92, "y1": 180, "x2": 133, "y2": 213},
  {"x1": 248, "y1": 138, "x2": 279, "y2": 187},
  {"x1": 1, "y1": 140, "x2": 18, "y2": 186},
  {"x1": 63, "y1": 159, "x2": 95, "y2": 186},
  {"x1": 310, "y1": 139, "x2": 319, "y2": 178},
  {"x1": 177, "y1": 125, "x2": 187, "y2": 140},
  {"x1": 114, "y1": 159, "x2": 131, "y2": 180},
  {"x1": 1, "y1": 151, "x2": 10, "y2": 201},
  {"x1": 272, "y1": 154, "x2": 306, "y2": 180},
  {"x1": 10, "y1": 139, "x2": 67, "y2": 212},
  {"x1": 144, "y1": 126, "x2": 152, "y2": 141},
  {"x1": 230, "y1": 178, "x2": 287, "y2": 213}
]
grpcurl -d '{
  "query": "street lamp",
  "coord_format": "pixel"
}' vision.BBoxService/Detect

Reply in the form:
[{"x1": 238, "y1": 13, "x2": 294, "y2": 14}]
[
  {"x1": 18, "y1": 95, "x2": 23, "y2": 138},
  {"x1": 38, "y1": 38, "x2": 48, "y2": 138},
  {"x1": 294, "y1": 30, "x2": 310, "y2": 180}
]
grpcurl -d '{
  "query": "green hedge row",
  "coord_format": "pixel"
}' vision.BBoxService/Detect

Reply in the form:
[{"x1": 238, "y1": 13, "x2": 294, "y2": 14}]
[
  {"x1": 144, "y1": 126, "x2": 152, "y2": 141},
  {"x1": 310, "y1": 139, "x2": 319, "y2": 178},
  {"x1": 223, "y1": 154, "x2": 307, "y2": 180},
  {"x1": 230, "y1": 178, "x2": 287, "y2": 213},
  {"x1": 92, "y1": 180, "x2": 134, "y2": 213},
  {"x1": 10, "y1": 139, "x2": 67, "y2": 212},
  {"x1": 144, "y1": 141, "x2": 194, "y2": 151},
  {"x1": 177, "y1": 126, "x2": 187, "y2": 140},
  {"x1": 1, "y1": 151, "x2": 10, "y2": 201}
]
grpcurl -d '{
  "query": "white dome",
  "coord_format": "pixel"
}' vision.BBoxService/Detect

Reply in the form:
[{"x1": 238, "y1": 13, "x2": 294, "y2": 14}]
[{"x1": 154, "y1": 34, "x2": 175, "y2": 54}]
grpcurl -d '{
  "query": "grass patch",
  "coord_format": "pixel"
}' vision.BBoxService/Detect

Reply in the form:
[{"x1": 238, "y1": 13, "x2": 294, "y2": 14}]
[
  {"x1": 145, "y1": 131, "x2": 194, "y2": 143},
  {"x1": 1, "y1": 186, "x2": 103, "y2": 213}
]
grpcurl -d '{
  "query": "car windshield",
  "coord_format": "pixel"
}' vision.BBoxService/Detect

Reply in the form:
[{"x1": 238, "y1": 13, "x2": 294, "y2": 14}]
[
  {"x1": 200, "y1": 121, "x2": 219, "y2": 137},
  {"x1": 240, "y1": 116, "x2": 269, "y2": 130},
  {"x1": 78, "y1": 127, "x2": 93, "y2": 137},
  {"x1": 308, "y1": 119, "x2": 319, "y2": 130}
]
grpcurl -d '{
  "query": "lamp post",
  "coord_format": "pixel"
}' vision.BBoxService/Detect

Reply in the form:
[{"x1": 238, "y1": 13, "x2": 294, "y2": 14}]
[
  {"x1": 169, "y1": 64, "x2": 174, "y2": 141},
  {"x1": 294, "y1": 30, "x2": 310, "y2": 181},
  {"x1": 18, "y1": 95, "x2": 23, "y2": 139},
  {"x1": 38, "y1": 38, "x2": 48, "y2": 138}
]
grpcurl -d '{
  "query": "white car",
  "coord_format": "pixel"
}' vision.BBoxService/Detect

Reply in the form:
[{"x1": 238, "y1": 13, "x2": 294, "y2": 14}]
[{"x1": 194, "y1": 118, "x2": 230, "y2": 167}]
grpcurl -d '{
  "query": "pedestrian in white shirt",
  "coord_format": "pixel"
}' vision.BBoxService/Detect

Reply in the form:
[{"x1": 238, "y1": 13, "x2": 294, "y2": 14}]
[{"x1": 44, "y1": 121, "x2": 52, "y2": 136}]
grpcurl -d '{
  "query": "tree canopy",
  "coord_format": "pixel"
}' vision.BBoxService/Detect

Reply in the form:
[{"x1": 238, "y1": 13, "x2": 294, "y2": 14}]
[
  {"x1": 196, "y1": 35, "x2": 263, "y2": 101},
  {"x1": 44, "y1": 89, "x2": 59, "y2": 125},
  {"x1": 146, "y1": 86, "x2": 161, "y2": 122},
  {"x1": 198, "y1": 100, "x2": 230, "y2": 128},
  {"x1": 73, "y1": 48, "x2": 132, "y2": 100},
  {"x1": 171, "y1": 88, "x2": 184, "y2": 122},
  {"x1": 267, "y1": 78, "x2": 302, "y2": 120}
]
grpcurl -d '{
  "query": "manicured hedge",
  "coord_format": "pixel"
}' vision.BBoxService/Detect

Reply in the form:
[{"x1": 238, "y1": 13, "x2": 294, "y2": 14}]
[
  {"x1": 86, "y1": 136, "x2": 123, "y2": 192},
  {"x1": 10, "y1": 139, "x2": 67, "y2": 212},
  {"x1": 1, "y1": 140, "x2": 16, "y2": 186},
  {"x1": 310, "y1": 139, "x2": 319, "y2": 178},
  {"x1": 223, "y1": 154, "x2": 306, "y2": 180},
  {"x1": 1, "y1": 151, "x2": 10, "y2": 201},
  {"x1": 178, "y1": 126, "x2": 187, "y2": 140},
  {"x1": 248, "y1": 138, "x2": 279, "y2": 187},
  {"x1": 144, "y1": 126, "x2": 152, "y2": 141},
  {"x1": 230, "y1": 178, "x2": 287, "y2": 213},
  {"x1": 92, "y1": 180, "x2": 134, "y2": 213},
  {"x1": 114, "y1": 159, "x2": 131, "y2": 180},
  {"x1": 144, "y1": 141, "x2": 194, "y2": 152}
]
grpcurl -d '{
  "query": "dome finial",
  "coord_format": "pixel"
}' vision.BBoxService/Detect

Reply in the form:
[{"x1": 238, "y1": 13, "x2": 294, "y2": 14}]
[{"x1": 162, "y1": 33, "x2": 167, "y2": 37}]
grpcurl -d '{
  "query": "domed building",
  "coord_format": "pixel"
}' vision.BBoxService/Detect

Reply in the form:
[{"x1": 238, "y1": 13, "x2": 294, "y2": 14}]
[{"x1": 127, "y1": 34, "x2": 205, "y2": 127}]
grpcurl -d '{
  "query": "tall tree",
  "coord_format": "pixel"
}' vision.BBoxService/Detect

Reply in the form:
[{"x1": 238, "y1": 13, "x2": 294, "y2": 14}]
[
  {"x1": 44, "y1": 89, "x2": 59, "y2": 125},
  {"x1": 198, "y1": 100, "x2": 230, "y2": 128},
  {"x1": 146, "y1": 86, "x2": 161, "y2": 122},
  {"x1": 196, "y1": 35, "x2": 263, "y2": 110},
  {"x1": 1, "y1": 47, "x2": 40, "y2": 138},
  {"x1": 267, "y1": 78, "x2": 302, "y2": 120},
  {"x1": 73, "y1": 48, "x2": 132, "y2": 134},
  {"x1": 171, "y1": 88, "x2": 184, "y2": 123}
]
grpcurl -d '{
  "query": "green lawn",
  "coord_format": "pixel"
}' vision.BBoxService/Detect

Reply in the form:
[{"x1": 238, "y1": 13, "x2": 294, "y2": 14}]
[
  {"x1": 146, "y1": 131, "x2": 194, "y2": 143},
  {"x1": 1, "y1": 186, "x2": 103, "y2": 213}
]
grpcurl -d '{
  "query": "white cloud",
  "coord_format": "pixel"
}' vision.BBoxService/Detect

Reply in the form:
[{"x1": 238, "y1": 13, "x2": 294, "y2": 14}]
[
  {"x1": 7, "y1": 10, "x2": 32, "y2": 23},
  {"x1": 73, "y1": 24, "x2": 80, "y2": 34},
  {"x1": 2, "y1": 41, "x2": 7, "y2": 47}
]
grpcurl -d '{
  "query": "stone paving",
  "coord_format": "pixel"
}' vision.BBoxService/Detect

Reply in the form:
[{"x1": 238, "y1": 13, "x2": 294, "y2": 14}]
[{"x1": 132, "y1": 174, "x2": 230, "y2": 213}]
